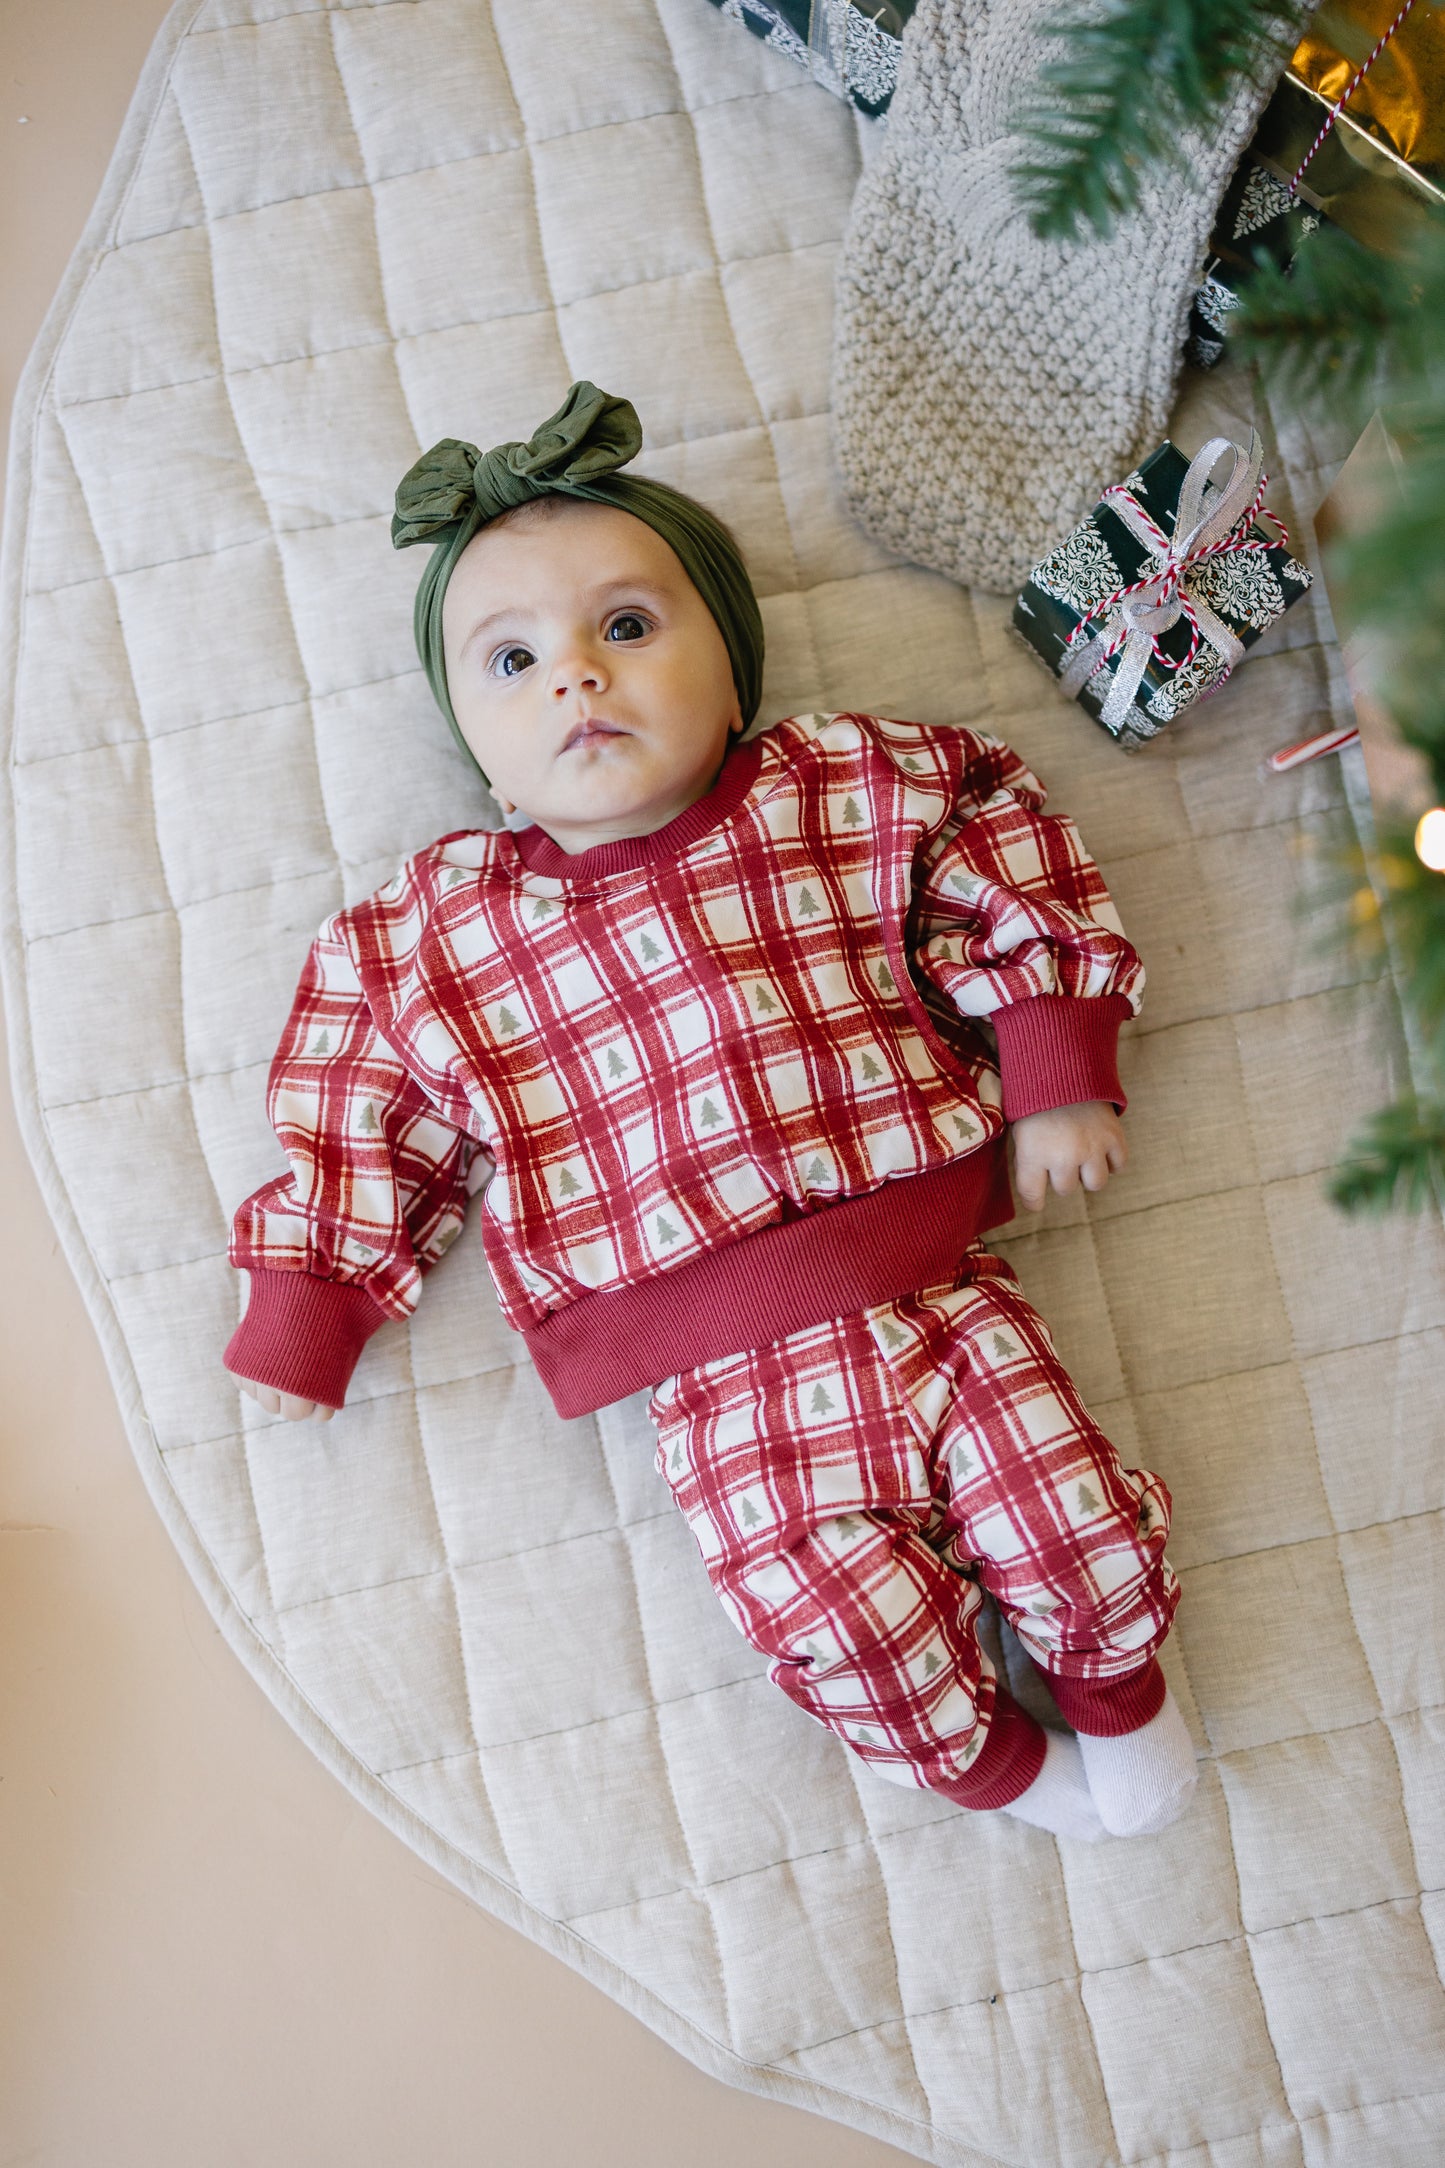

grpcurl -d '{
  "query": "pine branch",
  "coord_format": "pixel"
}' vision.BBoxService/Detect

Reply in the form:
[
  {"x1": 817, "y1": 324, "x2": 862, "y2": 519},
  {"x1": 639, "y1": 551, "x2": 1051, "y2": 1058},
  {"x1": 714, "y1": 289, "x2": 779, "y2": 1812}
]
[
  {"x1": 1227, "y1": 227, "x2": 1413, "y2": 419},
  {"x1": 1299, "y1": 816, "x2": 1445, "y2": 1074},
  {"x1": 1328, "y1": 1097, "x2": 1445, "y2": 1214},
  {"x1": 1012, "y1": 0, "x2": 1308, "y2": 243},
  {"x1": 1231, "y1": 218, "x2": 1445, "y2": 430}
]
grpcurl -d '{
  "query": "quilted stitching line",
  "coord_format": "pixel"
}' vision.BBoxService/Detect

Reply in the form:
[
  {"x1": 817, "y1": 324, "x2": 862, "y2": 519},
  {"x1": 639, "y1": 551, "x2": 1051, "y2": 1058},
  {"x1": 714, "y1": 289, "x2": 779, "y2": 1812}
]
[
  {"x1": 65, "y1": 98, "x2": 840, "y2": 252},
  {"x1": 1052, "y1": 1841, "x2": 1126, "y2": 2162},
  {"x1": 270, "y1": 1505, "x2": 680, "y2": 1614},
  {"x1": 833, "y1": 1759, "x2": 933, "y2": 2134},
  {"x1": 10, "y1": 668, "x2": 428, "y2": 771},
  {"x1": 1381, "y1": 1712, "x2": 1445, "y2": 1999},
  {"x1": 760, "y1": 1881, "x2": 1445, "y2": 2078},
  {"x1": 612, "y1": 1506, "x2": 743, "y2": 2058},
  {"x1": 50, "y1": 238, "x2": 843, "y2": 419},
  {"x1": 104, "y1": 24, "x2": 211, "y2": 249},
  {"x1": 27, "y1": 408, "x2": 837, "y2": 594}
]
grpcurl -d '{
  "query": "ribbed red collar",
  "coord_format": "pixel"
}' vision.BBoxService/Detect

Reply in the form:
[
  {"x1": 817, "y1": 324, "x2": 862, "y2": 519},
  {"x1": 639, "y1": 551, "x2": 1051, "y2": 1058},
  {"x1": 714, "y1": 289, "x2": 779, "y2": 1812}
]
[{"x1": 512, "y1": 737, "x2": 764, "y2": 881}]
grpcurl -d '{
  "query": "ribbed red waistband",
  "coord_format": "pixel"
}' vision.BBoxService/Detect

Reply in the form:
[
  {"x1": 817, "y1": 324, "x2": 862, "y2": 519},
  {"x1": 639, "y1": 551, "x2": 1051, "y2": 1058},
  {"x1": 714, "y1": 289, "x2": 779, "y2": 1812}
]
[{"x1": 519, "y1": 1143, "x2": 1014, "y2": 1417}]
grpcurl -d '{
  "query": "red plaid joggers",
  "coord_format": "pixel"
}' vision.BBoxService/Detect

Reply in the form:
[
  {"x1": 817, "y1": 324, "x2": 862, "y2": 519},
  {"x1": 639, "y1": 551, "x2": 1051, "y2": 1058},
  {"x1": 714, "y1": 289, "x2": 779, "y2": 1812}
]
[{"x1": 648, "y1": 1247, "x2": 1179, "y2": 1809}]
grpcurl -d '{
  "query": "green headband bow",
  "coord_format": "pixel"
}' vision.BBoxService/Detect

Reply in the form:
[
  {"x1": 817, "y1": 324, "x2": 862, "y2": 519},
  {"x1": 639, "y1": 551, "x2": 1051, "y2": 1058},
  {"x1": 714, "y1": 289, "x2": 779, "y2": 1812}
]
[{"x1": 392, "y1": 381, "x2": 764, "y2": 777}]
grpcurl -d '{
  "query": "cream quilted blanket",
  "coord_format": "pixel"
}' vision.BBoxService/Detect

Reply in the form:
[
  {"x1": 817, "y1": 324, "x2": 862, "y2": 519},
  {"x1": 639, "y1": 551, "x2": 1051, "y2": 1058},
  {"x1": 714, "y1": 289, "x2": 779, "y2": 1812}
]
[{"x1": 5, "y1": 3, "x2": 1445, "y2": 2162}]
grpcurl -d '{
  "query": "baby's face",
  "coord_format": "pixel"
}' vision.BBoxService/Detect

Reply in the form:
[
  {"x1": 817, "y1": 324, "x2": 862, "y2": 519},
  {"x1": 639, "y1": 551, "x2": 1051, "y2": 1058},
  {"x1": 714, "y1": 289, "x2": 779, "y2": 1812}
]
[{"x1": 441, "y1": 501, "x2": 743, "y2": 851}]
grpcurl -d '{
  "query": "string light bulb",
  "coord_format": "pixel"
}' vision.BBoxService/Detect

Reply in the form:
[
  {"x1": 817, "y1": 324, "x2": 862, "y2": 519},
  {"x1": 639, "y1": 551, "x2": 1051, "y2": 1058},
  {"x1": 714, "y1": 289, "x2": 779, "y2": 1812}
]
[{"x1": 1416, "y1": 807, "x2": 1445, "y2": 872}]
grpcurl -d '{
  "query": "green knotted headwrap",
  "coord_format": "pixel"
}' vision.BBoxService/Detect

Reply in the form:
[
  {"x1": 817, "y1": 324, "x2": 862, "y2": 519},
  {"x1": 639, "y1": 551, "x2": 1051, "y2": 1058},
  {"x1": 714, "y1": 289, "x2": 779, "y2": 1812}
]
[{"x1": 391, "y1": 381, "x2": 764, "y2": 776}]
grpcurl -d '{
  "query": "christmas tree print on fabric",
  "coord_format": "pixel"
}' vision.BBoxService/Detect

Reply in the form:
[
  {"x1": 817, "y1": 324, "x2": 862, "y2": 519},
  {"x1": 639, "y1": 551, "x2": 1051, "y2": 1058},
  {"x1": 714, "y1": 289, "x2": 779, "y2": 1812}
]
[
  {"x1": 950, "y1": 1438, "x2": 978, "y2": 1481},
  {"x1": 734, "y1": 1489, "x2": 766, "y2": 1531}
]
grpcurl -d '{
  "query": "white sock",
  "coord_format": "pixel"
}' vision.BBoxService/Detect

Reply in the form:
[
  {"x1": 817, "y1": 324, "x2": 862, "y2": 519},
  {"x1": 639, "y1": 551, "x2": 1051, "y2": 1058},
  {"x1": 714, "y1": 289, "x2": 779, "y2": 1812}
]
[
  {"x1": 998, "y1": 1728, "x2": 1106, "y2": 1842},
  {"x1": 1077, "y1": 1689, "x2": 1198, "y2": 1838}
]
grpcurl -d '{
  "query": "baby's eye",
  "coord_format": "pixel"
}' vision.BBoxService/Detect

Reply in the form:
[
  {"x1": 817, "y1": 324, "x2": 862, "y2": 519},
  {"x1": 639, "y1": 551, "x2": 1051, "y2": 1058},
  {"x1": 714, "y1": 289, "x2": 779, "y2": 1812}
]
[
  {"x1": 606, "y1": 612, "x2": 651, "y2": 644},
  {"x1": 491, "y1": 644, "x2": 536, "y2": 679}
]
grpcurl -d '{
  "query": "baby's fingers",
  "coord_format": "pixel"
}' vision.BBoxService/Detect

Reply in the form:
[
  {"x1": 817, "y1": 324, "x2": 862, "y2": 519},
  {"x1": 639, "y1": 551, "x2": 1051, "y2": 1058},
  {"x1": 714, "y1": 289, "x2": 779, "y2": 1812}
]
[
  {"x1": 1080, "y1": 1152, "x2": 1113, "y2": 1193},
  {"x1": 1011, "y1": 1153, "x2": 1048, "y2": 1214},
  {"x1": 1050, "y1": 1156, "x2": 1082, "y2": 1196},
  {"x1": 236, "y1": 1376, "x2": 334, "y2": 1422}
]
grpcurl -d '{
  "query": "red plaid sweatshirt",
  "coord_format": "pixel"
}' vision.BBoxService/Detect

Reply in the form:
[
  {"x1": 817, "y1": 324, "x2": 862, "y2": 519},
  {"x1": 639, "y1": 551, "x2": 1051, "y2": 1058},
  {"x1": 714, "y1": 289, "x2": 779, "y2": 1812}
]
[{"x1": 225, "y1": 714, "x2": 1143, "y2": 1417}]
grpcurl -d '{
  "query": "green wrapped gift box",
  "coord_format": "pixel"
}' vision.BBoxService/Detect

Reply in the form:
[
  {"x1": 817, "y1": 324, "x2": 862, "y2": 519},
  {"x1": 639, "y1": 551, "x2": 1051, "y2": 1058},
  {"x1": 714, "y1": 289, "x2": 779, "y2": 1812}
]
[
  {"x1": 1012, "y1": 435, "x2": 1314, "y2": 752},
  {"x1": 704, "y1": 0, "x2": 915, "y2": 117}
]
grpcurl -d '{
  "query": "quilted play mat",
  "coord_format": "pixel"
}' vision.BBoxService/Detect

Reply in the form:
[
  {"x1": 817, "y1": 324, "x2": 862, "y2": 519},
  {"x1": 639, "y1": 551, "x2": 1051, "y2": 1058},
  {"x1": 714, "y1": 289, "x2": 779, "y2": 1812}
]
[{"x1": 5, "y1": 2, "x2": 1445, "y2": 2161}]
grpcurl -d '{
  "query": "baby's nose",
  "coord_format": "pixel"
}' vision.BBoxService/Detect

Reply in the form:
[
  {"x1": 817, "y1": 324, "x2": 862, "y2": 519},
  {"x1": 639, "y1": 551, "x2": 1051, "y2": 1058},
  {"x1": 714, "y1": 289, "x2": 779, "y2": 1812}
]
[{"x1": 551, "y1": 649, "x2": 606, "y2": 695}]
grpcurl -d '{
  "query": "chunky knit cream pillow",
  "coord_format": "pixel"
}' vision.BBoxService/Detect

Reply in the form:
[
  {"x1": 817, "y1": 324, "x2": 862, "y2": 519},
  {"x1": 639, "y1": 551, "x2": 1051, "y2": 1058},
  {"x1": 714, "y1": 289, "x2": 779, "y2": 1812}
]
[{"x1": 832, "y1": 0, "x2": 1285, "y2": 593}]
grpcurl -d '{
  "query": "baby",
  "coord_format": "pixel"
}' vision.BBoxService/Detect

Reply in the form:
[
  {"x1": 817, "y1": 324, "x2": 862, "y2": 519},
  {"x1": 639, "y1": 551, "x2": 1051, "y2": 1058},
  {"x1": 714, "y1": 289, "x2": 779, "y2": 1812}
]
[{"x1": 224, "y1": 382, "x2": 1196, "y2": 1843}]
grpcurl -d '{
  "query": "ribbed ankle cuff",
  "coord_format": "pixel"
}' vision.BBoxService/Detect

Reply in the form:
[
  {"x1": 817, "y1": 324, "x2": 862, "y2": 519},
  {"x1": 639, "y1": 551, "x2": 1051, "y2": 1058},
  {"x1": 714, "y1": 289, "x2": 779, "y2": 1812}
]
[{"x1": 1044, "y1": 1658, "x2": 1167, "y2": 1738}]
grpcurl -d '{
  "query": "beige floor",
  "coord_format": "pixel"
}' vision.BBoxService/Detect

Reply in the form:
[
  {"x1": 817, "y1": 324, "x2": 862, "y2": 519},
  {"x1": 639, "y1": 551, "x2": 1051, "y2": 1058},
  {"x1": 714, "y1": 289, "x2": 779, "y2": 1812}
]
[{"x1": 0, "y1": 6, "x2": 916, "y2": 2161}]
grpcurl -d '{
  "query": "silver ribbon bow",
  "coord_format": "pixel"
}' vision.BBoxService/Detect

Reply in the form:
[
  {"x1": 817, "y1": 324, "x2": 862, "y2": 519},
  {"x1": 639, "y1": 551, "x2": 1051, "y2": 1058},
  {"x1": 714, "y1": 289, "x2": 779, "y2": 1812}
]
[{"x1": 1058, "y1": 432, "x2": 1266, "y2": 732}]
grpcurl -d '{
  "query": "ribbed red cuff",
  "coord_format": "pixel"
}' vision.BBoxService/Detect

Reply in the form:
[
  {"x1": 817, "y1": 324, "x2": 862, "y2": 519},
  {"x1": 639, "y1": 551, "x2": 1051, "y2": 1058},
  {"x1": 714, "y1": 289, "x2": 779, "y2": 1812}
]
[
  {"x1": 1045, "y1": 1658, "x2": 1167, "y2": 1738},
  {"x1": 936, "y1": 1687, "x2": 1048, "y2": 1810},
  {"x1": 991, "y1": 993, "x2": 1131, "y2": 1122},
  {"x1": 223, "y1": 1268, "x2": 389, "y2": 1411}
]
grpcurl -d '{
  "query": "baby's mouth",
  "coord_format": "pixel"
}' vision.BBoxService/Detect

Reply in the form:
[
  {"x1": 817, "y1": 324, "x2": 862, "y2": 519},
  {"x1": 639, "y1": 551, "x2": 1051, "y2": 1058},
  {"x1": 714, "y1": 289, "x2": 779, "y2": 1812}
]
[{"x1": 562, "y1": 717, "x2": 627, "y2": 753}]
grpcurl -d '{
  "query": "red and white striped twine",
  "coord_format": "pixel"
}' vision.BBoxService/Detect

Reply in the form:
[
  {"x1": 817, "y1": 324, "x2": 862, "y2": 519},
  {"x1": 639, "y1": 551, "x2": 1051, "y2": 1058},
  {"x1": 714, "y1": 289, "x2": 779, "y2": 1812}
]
[
  {"x1": 1063, "y1": 472, "x2": 1288, "y2": 682},
  {"x1": 1289, "y1": 0, "x2": 1419, "y2": 196}
]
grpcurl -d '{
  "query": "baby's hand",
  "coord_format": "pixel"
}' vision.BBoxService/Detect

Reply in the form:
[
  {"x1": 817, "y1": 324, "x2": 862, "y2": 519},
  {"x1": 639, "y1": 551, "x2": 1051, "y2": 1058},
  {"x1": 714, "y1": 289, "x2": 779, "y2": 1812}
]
[
  {"x1": 1009, "y1": 1100, "x2": 1127, "y2": 1215},
  {"x1": 233, "y1": 1374, "x2": 337, "y2": 1423}
]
